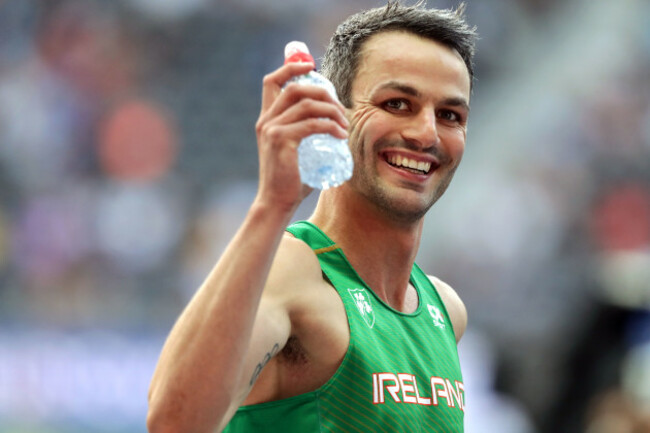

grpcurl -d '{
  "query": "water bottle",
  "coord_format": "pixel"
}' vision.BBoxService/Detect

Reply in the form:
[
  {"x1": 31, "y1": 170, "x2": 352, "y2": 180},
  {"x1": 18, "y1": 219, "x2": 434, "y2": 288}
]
[{"x1": 284, "y1": 41, "x2": 353, "y2": 190}]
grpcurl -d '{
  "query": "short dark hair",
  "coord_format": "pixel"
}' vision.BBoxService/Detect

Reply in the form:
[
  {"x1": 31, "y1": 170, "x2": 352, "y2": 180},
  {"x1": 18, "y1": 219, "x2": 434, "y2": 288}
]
[{"x1": 321, "y1": 1, "x2": 478, "y2": 107}]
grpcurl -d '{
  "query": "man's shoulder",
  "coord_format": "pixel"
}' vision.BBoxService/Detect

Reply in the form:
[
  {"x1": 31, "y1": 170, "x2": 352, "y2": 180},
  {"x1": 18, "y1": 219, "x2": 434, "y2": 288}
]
[
  {"x1": 267, "y1": 232, "x2": 345, "y2": 341},
  {"x1": 426, "y1": 275, "x2": 458, "y2": 297},
  {"x1": 426, "y1": 275, "x2": 467, "y2": 343},
  {"x1": 263, "y1": 232, "x2": 324, "y2": 297},
  {"x1": 278, "y1": 231, "x2": 321, "y2": 270}
]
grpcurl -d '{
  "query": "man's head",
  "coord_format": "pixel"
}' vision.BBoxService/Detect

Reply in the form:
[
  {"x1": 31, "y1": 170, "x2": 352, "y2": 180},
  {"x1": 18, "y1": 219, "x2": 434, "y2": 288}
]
[
  {"x1": 321, "y1": 1, "x2": 477, "y2": 108},
  {"x1": 318, "y1": 2, "x2": 477, "y2": 225}
]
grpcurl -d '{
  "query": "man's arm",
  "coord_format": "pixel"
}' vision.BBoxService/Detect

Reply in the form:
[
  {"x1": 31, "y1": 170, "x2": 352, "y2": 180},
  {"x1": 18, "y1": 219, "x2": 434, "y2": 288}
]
[
  {"x1": 147, "y1": 203, "x2": 292, "y2": 433},
  {"x1": 147, "y1": 59, "x2": 349, "y2": 433}
]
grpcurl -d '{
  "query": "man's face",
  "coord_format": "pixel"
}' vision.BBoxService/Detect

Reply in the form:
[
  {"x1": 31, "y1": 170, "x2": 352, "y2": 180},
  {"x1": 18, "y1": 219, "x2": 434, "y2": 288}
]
[{"x1": 345, "y1": 31, "x2": 471, "y2": 224}]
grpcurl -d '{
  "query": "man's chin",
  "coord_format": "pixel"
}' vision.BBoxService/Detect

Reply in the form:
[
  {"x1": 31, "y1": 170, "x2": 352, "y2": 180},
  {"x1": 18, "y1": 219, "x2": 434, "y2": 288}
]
[{"x1": 373, "y1": 189, "x2": 435, "y2": 224}]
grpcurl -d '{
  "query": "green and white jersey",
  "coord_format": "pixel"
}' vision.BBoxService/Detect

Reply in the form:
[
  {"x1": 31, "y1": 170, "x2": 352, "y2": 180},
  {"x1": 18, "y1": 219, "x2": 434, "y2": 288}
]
[{"x1": 223, "y1": 221, "x2": 464, "y2": 432}]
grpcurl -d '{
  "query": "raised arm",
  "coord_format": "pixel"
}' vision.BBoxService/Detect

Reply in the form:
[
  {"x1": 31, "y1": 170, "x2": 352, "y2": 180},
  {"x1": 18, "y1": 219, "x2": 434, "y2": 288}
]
[{"x1": 146, "y1": 60, "x2": 349, "y2": 433}]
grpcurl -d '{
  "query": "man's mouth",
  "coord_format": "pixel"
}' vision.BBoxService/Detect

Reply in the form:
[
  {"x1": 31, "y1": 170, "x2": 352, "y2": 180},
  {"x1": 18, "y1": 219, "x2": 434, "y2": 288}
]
[{"x1": 385, "y1": 154, "x2": 434, "y2": 175}]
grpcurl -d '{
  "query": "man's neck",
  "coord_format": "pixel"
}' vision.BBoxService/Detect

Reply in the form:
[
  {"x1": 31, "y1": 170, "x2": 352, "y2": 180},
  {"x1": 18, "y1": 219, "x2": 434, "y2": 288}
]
[{"x1": 309, "y1": 188, "x2": 423, "y2": 311}]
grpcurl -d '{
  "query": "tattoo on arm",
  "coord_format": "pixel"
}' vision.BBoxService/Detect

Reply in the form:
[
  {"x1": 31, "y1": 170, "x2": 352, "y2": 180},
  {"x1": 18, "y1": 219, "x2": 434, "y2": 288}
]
[{"x1": 249, "y1": 343, "x2": 280, "y2": 386}]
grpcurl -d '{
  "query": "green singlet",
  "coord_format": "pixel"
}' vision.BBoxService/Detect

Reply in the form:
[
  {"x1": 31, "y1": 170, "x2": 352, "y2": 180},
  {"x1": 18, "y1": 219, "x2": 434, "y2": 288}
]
[{"x1": 223, "y1": 221, "x2": 465, "y2": 432}]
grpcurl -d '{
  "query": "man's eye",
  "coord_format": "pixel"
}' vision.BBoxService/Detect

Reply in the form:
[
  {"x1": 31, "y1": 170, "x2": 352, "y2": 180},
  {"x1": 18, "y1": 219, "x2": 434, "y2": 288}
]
[
  {"x1": 384, "y1": 99, "x2": 409, "y2": 111},
  {"x1": 438, "y1": 110, "x2": 460, "y2": 122}
]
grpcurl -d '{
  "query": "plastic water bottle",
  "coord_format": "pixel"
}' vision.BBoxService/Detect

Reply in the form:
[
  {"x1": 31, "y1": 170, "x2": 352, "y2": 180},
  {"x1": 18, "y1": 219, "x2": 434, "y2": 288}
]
[{"x1": 284, "y1": 41, "x2": 353, "y2": 190}]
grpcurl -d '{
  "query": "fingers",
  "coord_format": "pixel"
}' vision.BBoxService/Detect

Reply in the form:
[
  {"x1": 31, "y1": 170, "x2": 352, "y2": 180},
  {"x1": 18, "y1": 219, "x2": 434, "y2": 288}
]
[
  {"x1": 261, "y1": 90, "x2": 348, "y2": 136},
  {"x1": 261, "y1": 62, "x2": 315, "y2": 113},
  {"x1": 283, "y1": 102, "x2": 348, "y2": 139},
  {"x1": 260, "y1": 118, "x2": 348, "y2": 151},
  {"x1": 260, "y1": 83, "x2": 348, "y2": 136},
  {"x1": 268, "y1": 82, "x2": 346, "y2": 124}
]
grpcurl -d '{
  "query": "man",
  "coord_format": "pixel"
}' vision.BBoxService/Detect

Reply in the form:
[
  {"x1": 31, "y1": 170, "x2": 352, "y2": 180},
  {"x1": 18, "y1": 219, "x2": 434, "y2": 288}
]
[{"x1": 147, "y1": 2, "x2": 477, "y2": 432}]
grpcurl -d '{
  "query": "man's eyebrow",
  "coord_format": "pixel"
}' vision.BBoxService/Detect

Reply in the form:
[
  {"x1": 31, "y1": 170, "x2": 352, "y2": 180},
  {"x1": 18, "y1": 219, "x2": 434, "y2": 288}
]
[
  {"x1": 374, "y1": 81, "x2": 421, "y2": 98},
  {"x1": 374, "y1": 81, "x2": 470, "y2": 113},
  {"x1": 441, "y1": 96, "x2": 471, "y2": 113}
]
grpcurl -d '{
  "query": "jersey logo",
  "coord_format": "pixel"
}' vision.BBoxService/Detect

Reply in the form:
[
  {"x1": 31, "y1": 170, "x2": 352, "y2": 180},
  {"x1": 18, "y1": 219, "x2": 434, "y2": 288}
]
[
  {"x1": 348, "y1": 288, "x2": 375, "y2": 328},
  {"x1": 372, "y1": 372, "x2": 465, "y2": 412},
  {"x1": 427, "y1": 304, "x2": 446, "y2": 330}
]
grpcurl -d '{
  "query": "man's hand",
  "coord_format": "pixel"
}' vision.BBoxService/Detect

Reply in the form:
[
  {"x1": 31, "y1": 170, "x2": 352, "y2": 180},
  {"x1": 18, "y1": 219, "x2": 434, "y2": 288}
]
[{"x1": 254, "y1": 62, "x2": 349, "y2": 211}]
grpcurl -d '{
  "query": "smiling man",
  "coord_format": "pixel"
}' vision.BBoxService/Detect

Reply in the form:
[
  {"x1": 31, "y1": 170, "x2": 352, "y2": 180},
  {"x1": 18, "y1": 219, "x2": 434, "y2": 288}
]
[{"x1": 147, "y1": 2, "x2": 477, "y2": 432}]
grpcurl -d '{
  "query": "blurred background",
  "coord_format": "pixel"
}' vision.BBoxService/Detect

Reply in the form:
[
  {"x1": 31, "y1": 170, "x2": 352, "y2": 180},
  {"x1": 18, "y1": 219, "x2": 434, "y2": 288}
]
[{"x1": 0, "y1": 0, "x2": 649, "y2": 432}]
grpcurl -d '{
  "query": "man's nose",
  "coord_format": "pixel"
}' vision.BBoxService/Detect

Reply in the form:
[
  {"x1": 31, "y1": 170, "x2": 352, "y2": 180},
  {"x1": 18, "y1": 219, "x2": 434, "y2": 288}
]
[{"x1": 401, "y1": 108, "x2": 439, "y2": 149}]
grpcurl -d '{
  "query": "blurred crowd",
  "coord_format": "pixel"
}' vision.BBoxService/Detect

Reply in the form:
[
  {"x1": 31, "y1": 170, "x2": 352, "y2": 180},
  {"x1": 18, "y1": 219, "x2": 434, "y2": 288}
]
[{"x1": 0, "y1": 0, "x2": 648, "y2": 432}]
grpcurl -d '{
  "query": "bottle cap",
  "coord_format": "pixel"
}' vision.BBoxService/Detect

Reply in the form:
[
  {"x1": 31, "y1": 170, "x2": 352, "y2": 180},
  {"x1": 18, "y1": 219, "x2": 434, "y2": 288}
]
[{"x1": 284, "y1": 41, "x2": 314, "y2": 65}]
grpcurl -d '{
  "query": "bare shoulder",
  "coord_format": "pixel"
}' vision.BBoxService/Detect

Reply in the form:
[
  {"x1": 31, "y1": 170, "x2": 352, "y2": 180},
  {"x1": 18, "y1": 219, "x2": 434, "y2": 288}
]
[
  {"x1": 427, "y1": 275, "x2": 467, "y2": 343},
  {"x1": 263, "y1": 232, "x2": 323, "y2": 304},
  {"x1": 275, "y1": 232, "x2": 319, "y2": 269}
]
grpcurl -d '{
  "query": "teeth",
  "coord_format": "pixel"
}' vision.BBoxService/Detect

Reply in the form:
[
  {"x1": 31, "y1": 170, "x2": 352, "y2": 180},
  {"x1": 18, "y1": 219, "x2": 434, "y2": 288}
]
[{"x1": 387, "y1": 155, "x2": 432, "y2": 173}]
